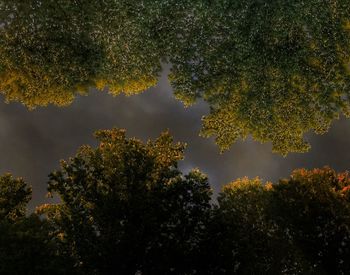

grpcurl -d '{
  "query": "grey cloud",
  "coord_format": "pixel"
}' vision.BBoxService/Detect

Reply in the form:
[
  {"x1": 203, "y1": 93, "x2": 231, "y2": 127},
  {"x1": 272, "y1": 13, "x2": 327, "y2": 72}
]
[{"x1": 0, "y1": 70, "x2": 349, "y2": 210}]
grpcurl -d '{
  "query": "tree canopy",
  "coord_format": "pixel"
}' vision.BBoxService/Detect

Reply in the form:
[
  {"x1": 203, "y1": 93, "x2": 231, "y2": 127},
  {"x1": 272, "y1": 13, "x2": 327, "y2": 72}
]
[
  {"x1": 0, "y1": 129, "x2": 350, "y2": 273},
  {"x1": 0, "y1": 174, "x2": 31, "y2": 221},
  {"x1": 205, "y1": 167, "x2": 350, "y2": 274},
  {"x1": 0, "y1": 174, "x2": 73, "y2": 274},
  {"x1": 271, "y1": 167, "x2": 350, "y2": 274},
  {"x1": 168, "y1": 0, "x2": 350, "y2": 155},
  {"x1": 0, "y1": 0, "x2": 162, "y2": 108},
  {"x1": 1, "y1": 1, "x2": 350, "y2": 153},
  {"x1": 39, "y1": 128, "x2": 212, "y2": 274}
]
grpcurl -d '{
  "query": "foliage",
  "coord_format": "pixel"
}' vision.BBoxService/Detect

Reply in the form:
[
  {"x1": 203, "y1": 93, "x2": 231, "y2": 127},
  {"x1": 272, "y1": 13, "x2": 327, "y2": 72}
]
[
  {"x1": 0, "y1": 216, "x2": 74, "y2": 275},
  {"x1": 1, "y1": 0, "x2": 350, "y2": 154},
  {"x1": 205, "y1": 167, "x2": 350, "y2": 274},
  {"x1": 39, "y1": 129, "x2": 350, "y2": 274},
  {"x1": 168, "y1": 0, "x2": 350, "y2": 155},
  {"x1": 0, "y1": 174, "x2": 73, "y2": 274},
  {"x1": 0, "y1": 129, "x2": 350, "y2": 274},
  {"x1": 0, "y1": 0, "x2": 161, "y2": 108},
  {"x1": 0, "y1": 173, "x2": 31, "y2": 221},
  {"x1": 40, "y1": 128, "x2": 212, "y2": 274},
  {"x1": 271, "y1": 167, "x2": 350, "y2": 274},
  {"x1": 203, "y1": 178, "x2": 312, "y2": 274}
]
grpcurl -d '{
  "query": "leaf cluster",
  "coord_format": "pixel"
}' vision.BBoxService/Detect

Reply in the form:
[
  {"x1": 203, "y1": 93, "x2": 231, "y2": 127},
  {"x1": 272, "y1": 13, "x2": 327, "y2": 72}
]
[{"x1": 0, "y1": 130, "x2": 348, "y2": 274}]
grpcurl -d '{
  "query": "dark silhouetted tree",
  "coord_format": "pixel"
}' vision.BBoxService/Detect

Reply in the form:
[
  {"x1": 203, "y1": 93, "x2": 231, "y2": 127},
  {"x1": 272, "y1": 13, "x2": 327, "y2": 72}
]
[
  {"x1": 205, "y1": 167, "x2": 350, "y2": 274},
  {"x1": 0, "y1": 129, "x2": 349, "y2": 274},
  {"x1": 0, "y1": 174, "x2": 31, "y2": 221},
  {"x1": 0, "y1": 174, "x2": 74, "y2": 274},
  {"x1": 40, "y1": 129, "x2": 212, "y2": 274},
  {"x1": 202, "y1": 177, "x2": 312, "y2": 274},
  {"x1": 271, "y1": 167, "x2": 350, "y2": 274}
]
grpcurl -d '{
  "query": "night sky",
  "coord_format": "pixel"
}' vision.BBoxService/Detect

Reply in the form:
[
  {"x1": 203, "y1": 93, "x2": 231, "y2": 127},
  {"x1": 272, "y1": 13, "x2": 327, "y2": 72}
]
[{"x1": 1, "y1": 67, "x2": 350, "y2": 210}]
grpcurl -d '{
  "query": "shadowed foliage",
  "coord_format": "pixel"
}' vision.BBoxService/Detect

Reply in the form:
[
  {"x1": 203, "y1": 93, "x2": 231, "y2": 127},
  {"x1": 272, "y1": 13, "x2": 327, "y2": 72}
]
[
  {"x1": 0, "y1": 174, "x2": 73, "y2": 275},
  {"x1": 202, "y1": 167, "x2": 350, "y2": 274},
  {"x1": 1, "y1": 1, "x2": 350, "y2": 154},
  {"x1": 199, "y1": 178, "x2": 312, "y2": 274},
  {"x1": 167, "y1": 0, "x2": 350, "y2": 155},
  {"x1": 0, "y1": 0, "x2": 162, "y2": 108},
  {"x1": 0, "y1": 174, "x2": 31, "y2": 221},
  {"x1": 0, "y1": 129, "x2": 350, "y2": 274},
  {"x1": 271, "y1": 167, "x2": 350, "y2": 274},
  {"x1": 39, "y1": 129, "x2": 212, "y2": 274}
]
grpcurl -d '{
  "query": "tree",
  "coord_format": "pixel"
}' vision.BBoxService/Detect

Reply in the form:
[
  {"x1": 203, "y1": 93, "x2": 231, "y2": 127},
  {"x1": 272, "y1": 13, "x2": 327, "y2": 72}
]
[
  {"x1": 168, "y1": 0, "x2": 350, "y2": 155},
  {"x1": 1, "y1": 0, "x2": 350, "y2": 155},
  {"x1": 0, "y1": 0, "x2": 162, "y2": 108},
  {"x1": 0, "y1": 174, "x2": 73, "y2": 274},
  {"x1": 271, "y1": 167, "x2": 350, "y2": 274},
  {"x1": 0, "y1": 146, "x2": 350, "y2": 274},
  {"x1": 40, "y1": 128, "x2": 212, "y2": 274},
  {"x1": 0, "y1": 174, "x2": 31, "y2": 221},
  {"x1": 207, "y1": 167, "x2": 350, "y2": 274},
  {"x1": 203, "y1": 177, "x2": 311, "y2": 274}
]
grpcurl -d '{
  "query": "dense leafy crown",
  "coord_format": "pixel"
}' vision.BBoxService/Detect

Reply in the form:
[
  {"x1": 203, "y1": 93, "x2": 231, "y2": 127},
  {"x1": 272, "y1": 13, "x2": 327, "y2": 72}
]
[
  {"x1": 0, "y1": 0, "x2": 161, "y2": 108},
  {"x1": 0, "y1": 129, "x2": 349, "y2": 273},
  {"x1": 1, "y1": 0, "x2": 350, "y2": 154},
  {"x1": 168, "y1": 0, "x2": 350, "y2": 155},
  {"x1": 0, "y1": 174, "x2": 31, "y2": 221},
  {"x1": 209, "y1": 167, "x2": 350, "y2": 274},
  {"x1": 40, "y1": 129, "x2": 212, "y2": 274},
  {"x1": 0, "y1": 174, "x2": 72, "y2": 275}
]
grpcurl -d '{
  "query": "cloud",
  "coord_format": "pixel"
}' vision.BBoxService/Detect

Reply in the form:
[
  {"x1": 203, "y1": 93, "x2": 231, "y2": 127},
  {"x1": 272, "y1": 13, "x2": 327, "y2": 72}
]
[{"x1": 0, "y1": 70, "x2": 349, "y2": 210}]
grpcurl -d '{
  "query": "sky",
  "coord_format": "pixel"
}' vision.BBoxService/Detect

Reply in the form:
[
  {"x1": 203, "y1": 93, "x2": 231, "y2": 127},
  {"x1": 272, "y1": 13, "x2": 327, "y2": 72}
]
[{"x1": 1, "y1": 67, "x2": 350, "y2": 210}]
